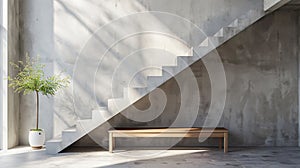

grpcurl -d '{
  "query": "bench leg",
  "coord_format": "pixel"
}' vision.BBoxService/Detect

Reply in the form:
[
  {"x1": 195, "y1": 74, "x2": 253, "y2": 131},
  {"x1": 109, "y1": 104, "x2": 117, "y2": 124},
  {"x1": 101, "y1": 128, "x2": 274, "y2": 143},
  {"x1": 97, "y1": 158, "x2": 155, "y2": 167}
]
[
  {"x1": 218, "y1": 138, "x2": 223, "y2": 149},
  {"x1": 109, "y1": 133, "x2": 114, "y2": 153},
  {"x1": 224, "y1": 132, "x2": 228, "y2": 153}
]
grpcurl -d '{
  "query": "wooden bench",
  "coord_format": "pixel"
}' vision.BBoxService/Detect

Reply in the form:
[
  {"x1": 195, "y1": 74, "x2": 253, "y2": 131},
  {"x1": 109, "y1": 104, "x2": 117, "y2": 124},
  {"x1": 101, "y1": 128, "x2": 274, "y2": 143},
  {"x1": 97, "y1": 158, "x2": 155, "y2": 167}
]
[{"x1": 108, "y1": 127, "x2": 228, "y2": 153}]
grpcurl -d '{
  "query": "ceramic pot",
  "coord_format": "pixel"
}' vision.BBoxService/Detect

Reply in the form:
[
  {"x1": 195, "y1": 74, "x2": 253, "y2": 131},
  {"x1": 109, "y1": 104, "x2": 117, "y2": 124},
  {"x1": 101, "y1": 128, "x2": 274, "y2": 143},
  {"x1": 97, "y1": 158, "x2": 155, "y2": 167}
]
[{"x1": 29, "y1": 129, "x2": 45, "y2": 149}]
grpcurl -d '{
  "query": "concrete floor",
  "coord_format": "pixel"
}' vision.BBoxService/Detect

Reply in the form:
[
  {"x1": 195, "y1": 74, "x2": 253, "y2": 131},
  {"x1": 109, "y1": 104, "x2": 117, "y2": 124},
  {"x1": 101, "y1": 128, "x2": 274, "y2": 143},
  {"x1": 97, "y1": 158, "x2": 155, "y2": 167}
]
[{"x1": 0, "y1": 147, "x2": 300, "y2": 168}]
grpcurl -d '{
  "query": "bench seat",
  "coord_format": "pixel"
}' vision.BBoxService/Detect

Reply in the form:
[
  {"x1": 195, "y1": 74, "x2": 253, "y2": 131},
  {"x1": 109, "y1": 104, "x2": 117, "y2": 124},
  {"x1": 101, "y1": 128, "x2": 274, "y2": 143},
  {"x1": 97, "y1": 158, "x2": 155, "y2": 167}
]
[{"x1": 108, "y1": 127, "x2": 228, "y2": 153}]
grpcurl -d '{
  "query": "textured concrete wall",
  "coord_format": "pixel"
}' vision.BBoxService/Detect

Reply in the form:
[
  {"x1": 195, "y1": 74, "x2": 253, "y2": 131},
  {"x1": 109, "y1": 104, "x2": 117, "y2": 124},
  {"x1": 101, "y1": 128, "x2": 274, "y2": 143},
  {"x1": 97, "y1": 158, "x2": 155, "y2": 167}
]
[
  {"x1": 288, "y1": 0, "x2": 300, "y2": 148},
  {"x1": 74, "y1": 8, "x2": 299, "y2": 147},
  {"x1": 19, "y1": 0, "x2": 262, "y2": 145},
  {"x1": 0, "y1": 0, "x2": 4, "y2": 149},
  {"x1": 19, "y1": 0, "x2": 54, "y2": 145},
  {"x1": 220, "y1": 8, "x2": 298, "y2": 146},
  {"x1": 0, "y1": 0, "x2": 20, "y2": 149},
  {"x1": 7, "y1": 0, "x2": 20, "y2": 148},
  {"x1": 298, "y1": 6, "x2": 300, "y2": 147}
]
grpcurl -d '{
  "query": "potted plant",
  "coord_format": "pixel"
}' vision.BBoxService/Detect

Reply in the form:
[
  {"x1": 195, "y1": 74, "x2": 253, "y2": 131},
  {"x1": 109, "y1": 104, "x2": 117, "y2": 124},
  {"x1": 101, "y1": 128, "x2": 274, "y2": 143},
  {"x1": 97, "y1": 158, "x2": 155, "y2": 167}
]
[{"x1": 8, "y1": 56, "x2": 70, "y2": 149}]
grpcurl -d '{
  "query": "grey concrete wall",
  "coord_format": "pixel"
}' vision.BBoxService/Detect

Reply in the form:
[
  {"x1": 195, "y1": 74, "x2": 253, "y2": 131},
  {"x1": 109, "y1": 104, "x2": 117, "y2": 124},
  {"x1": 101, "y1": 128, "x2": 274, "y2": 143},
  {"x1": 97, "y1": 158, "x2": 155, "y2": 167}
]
[
  {"x1": 220, "y1": 8, "x2": 298, "y2": 146},
  {"x1": 0, "y1": 0, "x2": 21, "y2": 149},
  {"x1": 74, "y1": 8, "x2": 299, "y2": 147},
  {"x1": 19, "y1": 0, "x2": 262, "y2": 145},
  {"x1": 19, "y1": 0, "x2": 54, "y2": 145},
  {"x1": 298, "y1": 7, "x2": 300, "y2": 147},
  {"x1": 0, "y1": 0, "x2": 20, "y2": 149},
  {"x1": 0, "y1": 0, "x2": 4, "y2": 149},
  {"x1": 7, "y1": 0, "x2": 20, "y2": 148}
]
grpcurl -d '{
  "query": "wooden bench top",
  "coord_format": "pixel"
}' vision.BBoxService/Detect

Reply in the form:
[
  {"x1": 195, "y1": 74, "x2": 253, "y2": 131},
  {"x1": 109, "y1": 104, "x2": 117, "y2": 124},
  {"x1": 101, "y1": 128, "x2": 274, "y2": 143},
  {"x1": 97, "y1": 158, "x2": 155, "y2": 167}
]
[
  {"x1": 108, "y1": 127, "x2": 229, "y2": 153},
  {"x1": 109, "y1": 127, "x2": 228, "y2": 133}
]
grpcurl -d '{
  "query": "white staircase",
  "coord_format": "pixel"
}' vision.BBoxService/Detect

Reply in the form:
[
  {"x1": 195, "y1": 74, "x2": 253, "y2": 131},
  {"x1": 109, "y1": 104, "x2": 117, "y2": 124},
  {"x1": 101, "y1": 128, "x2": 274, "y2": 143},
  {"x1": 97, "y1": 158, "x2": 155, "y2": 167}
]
[{"x1": 46, "y1": 2, "x2": 289, "y2": 154}]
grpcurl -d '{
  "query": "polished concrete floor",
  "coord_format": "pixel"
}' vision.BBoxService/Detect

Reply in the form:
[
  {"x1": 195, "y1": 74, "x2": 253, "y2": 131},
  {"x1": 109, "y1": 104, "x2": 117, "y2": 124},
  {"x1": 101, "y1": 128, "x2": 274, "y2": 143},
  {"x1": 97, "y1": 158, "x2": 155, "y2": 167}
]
[{"x1": 0, "y1": 147, "x2": 300, "y2": 168}]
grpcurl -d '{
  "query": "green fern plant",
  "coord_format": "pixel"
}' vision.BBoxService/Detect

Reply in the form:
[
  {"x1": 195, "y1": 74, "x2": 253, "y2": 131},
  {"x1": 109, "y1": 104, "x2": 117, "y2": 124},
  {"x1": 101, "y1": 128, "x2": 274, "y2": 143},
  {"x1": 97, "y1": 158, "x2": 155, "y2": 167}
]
[{"x1": 8, "y1": 56, "x2": 70, "y2": 130}]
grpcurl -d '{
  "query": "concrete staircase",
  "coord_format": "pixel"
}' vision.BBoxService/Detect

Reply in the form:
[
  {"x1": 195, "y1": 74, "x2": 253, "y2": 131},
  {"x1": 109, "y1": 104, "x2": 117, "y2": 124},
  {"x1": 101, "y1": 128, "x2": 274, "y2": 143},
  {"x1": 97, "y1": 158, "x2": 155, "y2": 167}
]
[{"x1": 46, "y1": 2, "x2": 289, "y2": 154}]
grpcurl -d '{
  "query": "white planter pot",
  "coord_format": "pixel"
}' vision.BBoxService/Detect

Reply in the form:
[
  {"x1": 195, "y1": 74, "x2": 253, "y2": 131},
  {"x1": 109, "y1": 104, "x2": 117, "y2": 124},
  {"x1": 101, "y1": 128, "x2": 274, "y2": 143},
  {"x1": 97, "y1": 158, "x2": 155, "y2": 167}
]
[{"x1": 29, "y1": 129, "x2": 45, "y2": 149}]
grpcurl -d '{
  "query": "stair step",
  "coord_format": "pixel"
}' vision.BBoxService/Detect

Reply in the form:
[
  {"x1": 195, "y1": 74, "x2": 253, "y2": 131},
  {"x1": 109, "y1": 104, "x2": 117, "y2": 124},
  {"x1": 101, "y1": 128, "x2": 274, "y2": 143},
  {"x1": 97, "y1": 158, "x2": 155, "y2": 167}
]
[
  {"x1": 185, "y1": 47, "x2": 194, "y2": 56},
  {"x1": 213, "y1": 28, "x2": 224, "y2": 37},
  {"x1": 92, "y1": 108, "x2": 111, "y2": 121},
  {"x1": 208, "y1": 37, "x2": 225, "y2": 46},
  {"x1": 176, "y1": 56, "x2": 198, "y2": 67},
  {"x1": 45, "y1": 136, "x2": 62, "y2": 154},
  {"x1": 193, "y1": 46, "x2": 212, "y2": 57},
  {"x1": 76, "y1": 118, "x2": 102, "y2": 133},
  {"x1": 198, "y1": 36, "x2": 225, "y2": 49},
  {"x1": 162, "y1": 65, "x2": 180, "y2": 76},
  {"x1": 222, "y1": 27, "x2": 239, "y2": 39},
  {"x1": 46, "y1": 137, "x2": 62, "y2": 143},
  {"x1": 76, "y1": 119, "x2": 91, "y2": 126},
  {"x1": 62, "y1": 126, "x2": 79, "y2": 142},
  {"x1": 199, "y1": 38, "x2": 209, "y2": 47},
  {"x1": 123, "y1": 87, "x2": 149, "y2": 101},
  {"x1": 146, "y1": 75, "x2": 166, "y2": 89},
  {"x1": 228, "y1": 19, "x2": 239, "y2": 27},
  {"x1": 62, "y1": 126, "x2": 76, "y2": 133},
  {"x1": 108, "y1": 98, "x2": 130, "y2": 113}
]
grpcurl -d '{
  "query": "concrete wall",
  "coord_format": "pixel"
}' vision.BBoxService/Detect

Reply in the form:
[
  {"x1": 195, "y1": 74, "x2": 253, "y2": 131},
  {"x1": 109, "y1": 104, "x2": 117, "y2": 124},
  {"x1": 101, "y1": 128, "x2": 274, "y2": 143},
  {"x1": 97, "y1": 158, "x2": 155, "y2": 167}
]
[
  {"x1": 7, "y1": 0, "x2": 20, "y2": 148},
  {"x1": 74, "y1": 8, "x2": 299, "y2": 147},
  {"x1": 221, "y1": 8, "x2": 298, "y2": 146},
  {"x1": 298, "y1": 4, "x2": 300, "y2": 147},
  {"x1": 0, "y1": 0, "x2": 4, "y2": 150},
  {"x1": 18, "y1": 0, "x2": 263, "y2": 145},
  {"x1": 19, "y1": 0, "x2": 54, "y2": 145},
  {"x1": 0, "y1": 0, "x2": 20, "y2": 149}
]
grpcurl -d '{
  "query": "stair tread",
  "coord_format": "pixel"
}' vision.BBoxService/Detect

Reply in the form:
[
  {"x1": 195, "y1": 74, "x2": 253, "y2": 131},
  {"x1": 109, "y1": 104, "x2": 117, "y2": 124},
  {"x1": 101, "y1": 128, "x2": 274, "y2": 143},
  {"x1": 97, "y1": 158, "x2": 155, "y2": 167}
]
[
  {"x1": 47, "y1": 139, "x2": 62, "y2": 143},
  {"x1": 77, "y1": 119, "x2": 92, "y2": 122},
  {"x1": 63, "y1": 126, "x2": 77, "y2": 133},
  {"x1": 47, "y1": 136, "x2": 62, "y2": 143}
]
